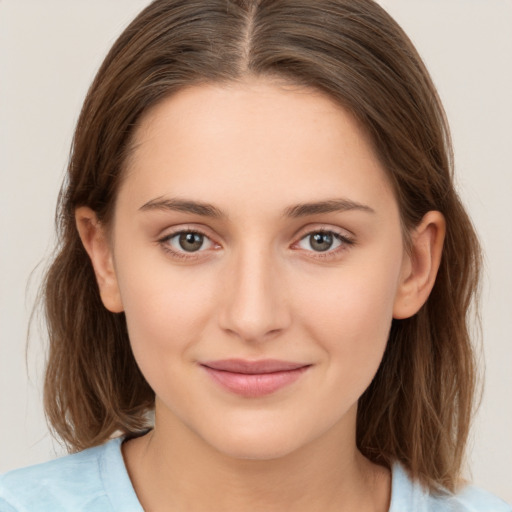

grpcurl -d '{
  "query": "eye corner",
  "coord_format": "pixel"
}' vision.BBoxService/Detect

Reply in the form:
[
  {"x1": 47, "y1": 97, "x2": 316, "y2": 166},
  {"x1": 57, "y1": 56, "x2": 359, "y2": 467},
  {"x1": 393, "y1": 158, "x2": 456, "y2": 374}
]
[
  {"x1": 156, "y1": 227, "x2": 221, "y2": 261},
  {"x1": 292, "y1": 228, "x2": 356, "y2": 260}
]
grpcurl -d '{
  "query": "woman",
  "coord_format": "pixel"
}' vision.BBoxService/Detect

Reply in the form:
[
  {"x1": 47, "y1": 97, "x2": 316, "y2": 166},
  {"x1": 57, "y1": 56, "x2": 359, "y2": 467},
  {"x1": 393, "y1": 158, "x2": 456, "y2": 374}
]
[{"x1": 1, "y1": 1, "x2": 510, "y2": 510}]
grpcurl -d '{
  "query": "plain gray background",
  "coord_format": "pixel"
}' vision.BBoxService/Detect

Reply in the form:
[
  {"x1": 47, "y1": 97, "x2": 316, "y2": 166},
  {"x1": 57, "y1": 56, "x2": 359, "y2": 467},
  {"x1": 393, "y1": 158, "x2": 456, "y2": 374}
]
[{"x1": 1, "y1": 0, "x2": 511, "y2": 502}]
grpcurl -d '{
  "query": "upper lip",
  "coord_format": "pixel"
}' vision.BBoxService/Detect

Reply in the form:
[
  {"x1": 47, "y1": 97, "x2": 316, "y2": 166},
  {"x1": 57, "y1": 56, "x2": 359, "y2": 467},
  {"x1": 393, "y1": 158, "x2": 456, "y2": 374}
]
[{"x1": 200, "y1": 359, "x2": 310, "y2": 374}]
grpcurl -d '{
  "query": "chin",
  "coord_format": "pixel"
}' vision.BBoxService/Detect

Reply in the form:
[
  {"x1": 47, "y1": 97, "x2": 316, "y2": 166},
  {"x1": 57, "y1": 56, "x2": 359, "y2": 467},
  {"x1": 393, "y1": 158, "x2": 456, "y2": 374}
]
[
  {"x1": 216, "y1": 438, "x2": 300, "y2": 461},
  {"x1": 200, "y1": 422, "x2": 307, "y2": 462}
]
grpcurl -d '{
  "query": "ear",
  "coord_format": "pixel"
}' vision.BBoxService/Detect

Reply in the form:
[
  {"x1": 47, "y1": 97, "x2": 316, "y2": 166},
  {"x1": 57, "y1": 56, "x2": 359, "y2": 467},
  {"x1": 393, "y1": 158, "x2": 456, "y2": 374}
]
[
  {"x1": 393, "y1": 211, "x2": 446, "y2": 319},
  {"x1": 75, "y1": 206, "x2": 124, "y2": 313}
]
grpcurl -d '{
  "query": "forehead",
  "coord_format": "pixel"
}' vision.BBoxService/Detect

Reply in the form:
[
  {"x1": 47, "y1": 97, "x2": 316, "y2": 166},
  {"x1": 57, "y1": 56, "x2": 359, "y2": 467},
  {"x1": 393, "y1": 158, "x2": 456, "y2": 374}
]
[
  {"x1": 129, "y1": 77, "x2": 372, "y2": 163},
  {"x1": 119, "y1": 77, "x2": 396, "y2": 220}
]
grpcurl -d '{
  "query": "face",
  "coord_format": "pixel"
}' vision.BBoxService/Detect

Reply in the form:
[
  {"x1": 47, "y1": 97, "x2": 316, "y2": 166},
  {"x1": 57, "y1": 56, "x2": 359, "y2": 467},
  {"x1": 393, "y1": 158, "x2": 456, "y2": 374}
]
[{"x1": 98, "y1": 78, "x2": 411, "y2": 460}]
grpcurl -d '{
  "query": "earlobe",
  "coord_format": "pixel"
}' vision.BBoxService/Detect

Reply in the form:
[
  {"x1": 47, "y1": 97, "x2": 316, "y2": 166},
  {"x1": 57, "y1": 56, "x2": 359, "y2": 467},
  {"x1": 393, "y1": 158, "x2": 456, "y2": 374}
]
[
  {"x1": 393, "y1": 211, "x2": 446, "y2": 319},
  {"x1": 75, "y1": 206, "x2": 124, "y2": 313}
]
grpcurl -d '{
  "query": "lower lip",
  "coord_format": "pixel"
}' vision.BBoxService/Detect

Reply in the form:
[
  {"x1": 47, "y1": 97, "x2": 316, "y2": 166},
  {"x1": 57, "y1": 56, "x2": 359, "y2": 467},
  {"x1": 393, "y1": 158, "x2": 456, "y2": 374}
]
[{"x1": 201, "y1": 366, "x2": 309, "y2": 398}]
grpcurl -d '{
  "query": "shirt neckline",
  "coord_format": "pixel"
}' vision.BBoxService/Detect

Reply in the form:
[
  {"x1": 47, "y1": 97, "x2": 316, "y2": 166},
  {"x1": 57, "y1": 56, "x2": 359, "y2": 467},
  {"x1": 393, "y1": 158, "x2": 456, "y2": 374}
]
[
  {"x1": 99, "y1": 437, "x2": 144, "y2": 512},
  {"x1": 101, "y1": 436, "x2": 422, "y2": 512}
]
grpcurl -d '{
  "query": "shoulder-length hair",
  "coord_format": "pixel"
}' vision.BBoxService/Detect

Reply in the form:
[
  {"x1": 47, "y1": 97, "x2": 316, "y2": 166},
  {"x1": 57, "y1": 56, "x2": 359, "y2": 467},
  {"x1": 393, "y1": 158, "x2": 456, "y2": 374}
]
[{"x1": 42, "y1": 0, "x2": 481, "y2": 493}]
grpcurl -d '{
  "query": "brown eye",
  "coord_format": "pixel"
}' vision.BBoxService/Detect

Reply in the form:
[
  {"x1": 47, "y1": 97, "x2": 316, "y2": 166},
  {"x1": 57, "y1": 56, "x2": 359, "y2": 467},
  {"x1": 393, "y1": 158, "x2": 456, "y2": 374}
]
[
  {"x1": 295, "y1": 229, "x2": 355, "y2": 259},
  {"x1": 178, "y1": 232, "x2": 205, "y2": 252},
  {"x1": 298, "y1": 231, "x2": 341, "y2": 253},
  {"x1": 160, "y1": 229, "x2": 216, "y2": 257},
  {"x1": 309, "y1": 232, "x2": 334, "y2": 252}
]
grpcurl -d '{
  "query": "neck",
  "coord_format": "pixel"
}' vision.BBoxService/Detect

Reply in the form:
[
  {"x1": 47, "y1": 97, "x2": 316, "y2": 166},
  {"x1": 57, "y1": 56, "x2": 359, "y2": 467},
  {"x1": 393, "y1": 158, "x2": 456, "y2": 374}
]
[{"x1": 122, "y1": 406, "x2": 391, "y2": 512}]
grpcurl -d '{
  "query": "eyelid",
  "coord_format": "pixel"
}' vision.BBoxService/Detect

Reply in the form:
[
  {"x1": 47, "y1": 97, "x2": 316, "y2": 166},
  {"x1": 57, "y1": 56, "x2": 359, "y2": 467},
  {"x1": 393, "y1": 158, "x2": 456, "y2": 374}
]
[
  {"x1": 157, "y1": 225, "x2": 220, "y2": 260},
  {"x1": 158, "y1": 223, "x2": 217, "y2": 242},
  {"x1": 294, "y1": 223, "x2": 355, "y2": 240},
  {"x1": 291, "y1": 226, "x2": 355, "y2": 259},
  {"x1": 157, "y1": 224, "x2": 355, "y2": 261}
]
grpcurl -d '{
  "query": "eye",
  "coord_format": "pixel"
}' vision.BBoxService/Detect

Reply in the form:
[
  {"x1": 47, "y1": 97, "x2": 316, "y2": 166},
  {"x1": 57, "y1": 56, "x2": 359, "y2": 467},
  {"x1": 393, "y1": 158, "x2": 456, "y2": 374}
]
[
  {"x1": 159, "y1": 229, "x2": 217, "y2": 258},
  {"x1": 173, "y1": 232, "x2": 208, "y2": 252},
  {"x1": 295, "y1": 229, "x2": 354, "y2": 256}
]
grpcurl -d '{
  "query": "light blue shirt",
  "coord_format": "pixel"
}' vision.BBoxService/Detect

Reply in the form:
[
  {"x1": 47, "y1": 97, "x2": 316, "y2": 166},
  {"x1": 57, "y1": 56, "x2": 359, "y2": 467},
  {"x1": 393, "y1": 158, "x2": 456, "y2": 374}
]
[{"x1": 1, "y1": 437, "x2": 510, "y2": 511}]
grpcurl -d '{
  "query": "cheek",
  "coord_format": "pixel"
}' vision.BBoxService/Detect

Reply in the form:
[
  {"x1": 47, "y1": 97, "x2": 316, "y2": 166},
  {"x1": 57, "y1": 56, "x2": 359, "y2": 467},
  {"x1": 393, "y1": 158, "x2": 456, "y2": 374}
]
[
  {"x1": 294, "y1": 248, "x2": 403, "y2": 380},
  {"x1": 115, "y1": 263, "x2": 224, "y2": 411},
  {"x1": 114, "y1": 252, "x2": 217, "y2": 364}
]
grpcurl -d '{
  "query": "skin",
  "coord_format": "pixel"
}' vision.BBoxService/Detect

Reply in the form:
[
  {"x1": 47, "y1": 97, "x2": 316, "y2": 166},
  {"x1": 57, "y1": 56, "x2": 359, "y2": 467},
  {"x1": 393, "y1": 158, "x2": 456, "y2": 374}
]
[{"x1": 77, "y1": 76, "x2": 445, "y2": 512}]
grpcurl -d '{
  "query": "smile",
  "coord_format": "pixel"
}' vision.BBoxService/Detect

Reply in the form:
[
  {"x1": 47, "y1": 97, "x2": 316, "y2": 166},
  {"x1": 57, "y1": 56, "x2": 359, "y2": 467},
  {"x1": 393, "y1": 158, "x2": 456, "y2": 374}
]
[{"x1": 200, "y1": 359, "x2": 311, "y2": 398}]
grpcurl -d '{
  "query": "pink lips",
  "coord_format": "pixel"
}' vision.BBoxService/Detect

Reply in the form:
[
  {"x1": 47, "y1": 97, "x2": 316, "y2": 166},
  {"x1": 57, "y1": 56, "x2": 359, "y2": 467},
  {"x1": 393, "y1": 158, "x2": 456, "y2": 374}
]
[{"x1": 200, "y1": 359, "x2": 310, "y2": 398}]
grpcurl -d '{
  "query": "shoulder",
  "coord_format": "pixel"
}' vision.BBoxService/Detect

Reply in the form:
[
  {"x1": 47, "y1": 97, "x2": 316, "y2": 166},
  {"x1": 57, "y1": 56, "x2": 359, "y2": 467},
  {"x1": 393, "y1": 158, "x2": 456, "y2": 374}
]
[
  {"x1": 450, "y1": 485, "x2": 512, "y2": 512},
  {"x1": 390, "y1": 463, "x2": 512, "y2": 512},
  {"x1": 0, "y1": 437, "x2": 141, "y2": 512}
]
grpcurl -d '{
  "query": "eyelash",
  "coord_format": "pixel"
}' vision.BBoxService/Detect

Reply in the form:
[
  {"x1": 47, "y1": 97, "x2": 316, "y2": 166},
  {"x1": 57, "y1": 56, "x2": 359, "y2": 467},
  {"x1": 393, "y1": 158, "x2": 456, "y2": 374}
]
[
  {"x1": 158, "y1": 229, "x2": 218, "y2": 261},
  {"x1": 293, "y1": 228, "x2": 355, "y2": 260},
  {"x1": 157, "y1": 227, "x2": 355, "y2": 261}
]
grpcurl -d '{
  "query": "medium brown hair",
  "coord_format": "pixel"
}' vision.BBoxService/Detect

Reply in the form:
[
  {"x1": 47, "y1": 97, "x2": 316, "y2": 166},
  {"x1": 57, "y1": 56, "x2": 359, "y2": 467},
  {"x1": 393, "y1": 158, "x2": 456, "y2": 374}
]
[{"x1": 42, "y1": 0, "x2": 481, "y2": 492}]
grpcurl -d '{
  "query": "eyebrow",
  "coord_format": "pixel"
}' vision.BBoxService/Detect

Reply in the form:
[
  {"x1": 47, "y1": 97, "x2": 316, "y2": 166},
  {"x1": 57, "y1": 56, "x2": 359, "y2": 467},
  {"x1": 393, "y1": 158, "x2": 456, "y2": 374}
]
[
  {"x1": 139, "y1": 197, "x2": 226, "y2": 218},
  {"x1": 139, "y1": 197, "x2": 375, "y2": 219},
  {"x1": 283, "y1": 198, "x2": 375, "y2": 217}
]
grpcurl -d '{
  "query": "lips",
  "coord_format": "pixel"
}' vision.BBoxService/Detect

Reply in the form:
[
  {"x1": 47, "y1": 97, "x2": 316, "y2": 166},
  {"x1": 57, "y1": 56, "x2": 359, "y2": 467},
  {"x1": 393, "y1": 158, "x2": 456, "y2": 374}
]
[{"x1": 200, "y1": 359, "x2": 311, "y2": 398}]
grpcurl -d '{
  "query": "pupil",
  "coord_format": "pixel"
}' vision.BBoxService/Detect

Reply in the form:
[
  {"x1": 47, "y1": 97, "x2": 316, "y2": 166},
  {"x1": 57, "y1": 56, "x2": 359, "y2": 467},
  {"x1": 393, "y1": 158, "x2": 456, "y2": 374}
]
[
  {"x1": 179, "y1": 232, "x2": 203, "y2": 252},
  {"x1": 311, "y1": 232, "x2": 333, "y2": 252}
]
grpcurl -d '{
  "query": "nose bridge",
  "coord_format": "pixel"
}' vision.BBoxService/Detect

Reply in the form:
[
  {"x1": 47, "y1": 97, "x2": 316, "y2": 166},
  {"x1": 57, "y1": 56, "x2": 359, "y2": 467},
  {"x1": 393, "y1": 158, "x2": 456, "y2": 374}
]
[{"x1": 219, "y1": 239, "x2": 290, "y2": 342}]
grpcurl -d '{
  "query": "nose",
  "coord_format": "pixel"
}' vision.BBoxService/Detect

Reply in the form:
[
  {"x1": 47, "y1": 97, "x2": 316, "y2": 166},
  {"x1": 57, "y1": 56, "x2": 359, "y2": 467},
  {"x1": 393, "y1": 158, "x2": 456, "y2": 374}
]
[{"x1": 218, "y1": 244, "x2": 291, "y2": 343}]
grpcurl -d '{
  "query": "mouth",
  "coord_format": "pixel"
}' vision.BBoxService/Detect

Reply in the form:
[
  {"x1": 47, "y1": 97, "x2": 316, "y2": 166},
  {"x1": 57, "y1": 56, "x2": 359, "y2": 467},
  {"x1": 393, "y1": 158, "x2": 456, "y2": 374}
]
[{"x1": 200, "y1": 359, "x2": 311, "y2": 398}]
